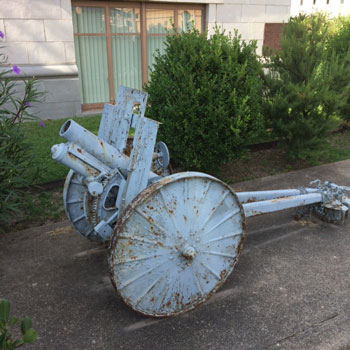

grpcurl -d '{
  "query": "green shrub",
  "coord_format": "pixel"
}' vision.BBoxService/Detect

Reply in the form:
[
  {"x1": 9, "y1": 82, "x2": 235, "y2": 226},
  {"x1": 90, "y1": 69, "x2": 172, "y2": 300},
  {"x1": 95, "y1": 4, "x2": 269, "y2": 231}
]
[
  {"x1": 0, "y1": 299, "x2": 37, "y2": 349},
  {"x1": 329, "y1": 15, "x2": 350, "y2": 59},
  {"x1": 263, "y1": 14, "x2": 350, "y2": 159},
  {"x1": 145, "y1": 27, "x2": 264, "y2": 173},
  {"x1": 328, "y1": 15, "x2": 350, "y2": 121},
  {"x1": 0, "y1": 119, "x2": 40, "y2": 227},
  {"x1": 0, "y1": 37, "x2": 44, "y2": 229}
]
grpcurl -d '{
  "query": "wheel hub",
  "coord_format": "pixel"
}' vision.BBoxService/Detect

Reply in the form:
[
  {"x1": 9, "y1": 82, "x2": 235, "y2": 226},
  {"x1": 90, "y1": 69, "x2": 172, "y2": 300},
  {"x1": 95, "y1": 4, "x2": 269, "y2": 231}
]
[{"x1": 182, "y1": 245, "x2": 196, "y2": 261}]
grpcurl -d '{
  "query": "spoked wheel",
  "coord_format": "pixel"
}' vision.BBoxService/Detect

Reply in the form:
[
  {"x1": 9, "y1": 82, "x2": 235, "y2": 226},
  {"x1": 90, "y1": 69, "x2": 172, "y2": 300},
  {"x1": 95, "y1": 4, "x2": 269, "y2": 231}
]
[{"x1": 109, "y1": 172, "x2": 245, "y2": 317}]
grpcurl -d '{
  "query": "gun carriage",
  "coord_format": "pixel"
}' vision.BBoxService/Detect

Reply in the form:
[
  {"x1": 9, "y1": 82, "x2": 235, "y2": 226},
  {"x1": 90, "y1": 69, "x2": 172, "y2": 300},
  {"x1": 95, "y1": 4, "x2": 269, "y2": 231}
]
[{"x1": 51, "y1": 87, "x2": 350, "y2": 317}]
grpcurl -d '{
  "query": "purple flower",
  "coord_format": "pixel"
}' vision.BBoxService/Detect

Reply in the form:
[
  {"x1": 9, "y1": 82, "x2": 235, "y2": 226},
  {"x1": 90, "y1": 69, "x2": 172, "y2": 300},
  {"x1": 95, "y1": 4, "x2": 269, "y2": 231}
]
[
  {"x1": 12, "y1": 65, "x2": 20, "y2": 75},
  {"x1": 0, "y1": 31, "x2": 4, "y2": 39},
  {"x1": 25, "y1": 102, "x2": 30, "y2": 107},
  {"x1": 39, "y1": 120, "x2": 45, "y2": 128}
]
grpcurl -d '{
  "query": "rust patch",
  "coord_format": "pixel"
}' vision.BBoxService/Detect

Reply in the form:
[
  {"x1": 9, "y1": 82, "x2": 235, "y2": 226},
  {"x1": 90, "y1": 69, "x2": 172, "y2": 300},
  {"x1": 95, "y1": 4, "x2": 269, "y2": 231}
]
[
  {"x1": 246, "y1": 197, "x2": 257, "y2": 203},
  {"x1": 220, "y1": 270, "x2": 226, "y2": 279},
  {"x1": 270, "y1": 197, "x2": 292, "y2": 203}
]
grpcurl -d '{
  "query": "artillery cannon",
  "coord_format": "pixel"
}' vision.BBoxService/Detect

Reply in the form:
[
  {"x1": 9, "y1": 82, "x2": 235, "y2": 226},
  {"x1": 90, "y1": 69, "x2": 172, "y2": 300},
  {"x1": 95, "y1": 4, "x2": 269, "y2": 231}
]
[{"x1": 51, "y1": 86, "x2": 350, "y2": 317}]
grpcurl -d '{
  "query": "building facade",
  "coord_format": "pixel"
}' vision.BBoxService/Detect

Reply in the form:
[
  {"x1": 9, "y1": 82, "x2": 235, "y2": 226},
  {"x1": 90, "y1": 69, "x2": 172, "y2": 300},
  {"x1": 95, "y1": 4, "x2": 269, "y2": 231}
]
[
  {"x1": 291, "y1": 0, "x2": 350, "y2": 17},
  {"x1": 0, "y1": 0, "x2": 291, "y2": 119}
]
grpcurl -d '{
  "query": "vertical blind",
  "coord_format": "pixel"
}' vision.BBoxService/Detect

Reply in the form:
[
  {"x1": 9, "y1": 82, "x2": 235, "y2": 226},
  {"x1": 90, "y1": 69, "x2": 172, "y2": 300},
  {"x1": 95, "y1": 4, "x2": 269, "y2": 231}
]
[
  {"x1": 73, "y1": 7, "x2": 109, "y2": 104},
  {"x1": 72, "y1": 4, "x2": 204, "y2": 106},
  {"x1": 110, "y1": 8, "x2": 142, "y2": 96},
  {"x1": 146, "y1": 9, "x2": 174, "y2": 79}
]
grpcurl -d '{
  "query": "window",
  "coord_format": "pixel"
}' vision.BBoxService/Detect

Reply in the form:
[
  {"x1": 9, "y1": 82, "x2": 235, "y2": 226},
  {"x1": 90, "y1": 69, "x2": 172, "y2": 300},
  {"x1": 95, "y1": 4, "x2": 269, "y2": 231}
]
[{"x1": 72, "y1": 2, "x2": 205, "y2": 110}]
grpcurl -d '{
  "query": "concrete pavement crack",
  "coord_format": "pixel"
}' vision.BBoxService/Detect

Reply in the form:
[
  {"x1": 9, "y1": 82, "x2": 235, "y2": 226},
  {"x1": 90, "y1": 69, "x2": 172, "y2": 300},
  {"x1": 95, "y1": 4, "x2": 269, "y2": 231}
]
[{"x1": 265, "y1": 312, "x2": 340, "y2": 349}]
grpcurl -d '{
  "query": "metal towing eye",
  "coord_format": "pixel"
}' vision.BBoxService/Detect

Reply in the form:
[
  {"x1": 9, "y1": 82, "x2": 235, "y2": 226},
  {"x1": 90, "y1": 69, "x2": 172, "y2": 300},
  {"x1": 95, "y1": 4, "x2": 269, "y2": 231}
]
[{"x1": 51, "y1": 86, "x2": 350, "y2": 317}]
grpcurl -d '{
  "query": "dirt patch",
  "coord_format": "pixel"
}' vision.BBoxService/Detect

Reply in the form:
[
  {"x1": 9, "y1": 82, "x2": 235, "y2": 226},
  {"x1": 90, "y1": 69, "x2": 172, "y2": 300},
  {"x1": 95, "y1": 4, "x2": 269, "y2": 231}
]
[{"x1": 220, "y1": 148, "x2": 309, "y2": 184}]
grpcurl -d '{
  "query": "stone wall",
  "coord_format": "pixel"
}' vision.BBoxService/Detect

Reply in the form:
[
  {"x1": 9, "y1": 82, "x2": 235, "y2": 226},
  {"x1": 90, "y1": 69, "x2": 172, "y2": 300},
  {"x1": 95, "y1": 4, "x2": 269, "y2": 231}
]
[
  {"x1": 0, "y1": 0, "x2": 81, "y2": 119},
  {"x1": 206, "y1": 0, "x2": 291, "y2": 54}
]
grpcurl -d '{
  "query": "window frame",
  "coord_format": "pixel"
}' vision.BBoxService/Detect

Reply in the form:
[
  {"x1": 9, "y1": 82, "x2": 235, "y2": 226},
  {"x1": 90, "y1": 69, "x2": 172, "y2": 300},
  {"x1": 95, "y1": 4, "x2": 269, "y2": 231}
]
[{"x1": 72, "y1": 1, "x2": 206, "y2": 111}]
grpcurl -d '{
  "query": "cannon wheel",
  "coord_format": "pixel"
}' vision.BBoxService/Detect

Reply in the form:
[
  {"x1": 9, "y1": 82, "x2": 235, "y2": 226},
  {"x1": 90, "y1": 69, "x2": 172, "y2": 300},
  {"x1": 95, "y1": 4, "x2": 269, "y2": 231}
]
[
  {"x1": 109, "y1": 172, "x2": 246, "y2": 317},
  {"x1": 63, "y1": 170, "x2": 101, "y2": 242}
]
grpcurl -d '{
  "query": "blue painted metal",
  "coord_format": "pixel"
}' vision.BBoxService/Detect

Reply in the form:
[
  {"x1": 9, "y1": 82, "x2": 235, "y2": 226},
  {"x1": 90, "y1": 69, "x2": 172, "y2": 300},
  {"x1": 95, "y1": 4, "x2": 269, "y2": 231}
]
[
  {"x1": 51, "y1": 86, "x2": 163, "y2": 243},
  {"x1": 51, "y1": 142, "x2": 111, "y2": 179},
  {"x1": 58, "y1": 118, "x2": 130, "y2": 175},
  {"x1": 98, "y1": 103, "x2": 117, "y2": 144},
  {"x1": 242, "y1": 193, "x2": 323, "y2": 218},
  {"x1": 239, "y1": 180, "x2": 350, "y2": 223},
  {"x1": 98, "y1": 87, "x2": 148, "y2": 152},
  {"x1": 121, "y1": 116, "x2": 159, "y2": 209},
  {"x1": 51, "y1": 85, "x2": 350, "y2": 317},
  {"x1": 109, "y1": 172, "x2": 245, "y2": 317},
  {"x1": 237, "y1": 188, "x2": 319, "y2": 204}
]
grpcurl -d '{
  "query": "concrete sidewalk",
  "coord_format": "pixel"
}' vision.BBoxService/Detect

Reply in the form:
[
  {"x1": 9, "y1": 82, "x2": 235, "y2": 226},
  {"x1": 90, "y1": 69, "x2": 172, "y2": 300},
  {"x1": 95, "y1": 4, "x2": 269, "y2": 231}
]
[{"x1": 1, "y1": 160, "x2": 350, "y2": 350}]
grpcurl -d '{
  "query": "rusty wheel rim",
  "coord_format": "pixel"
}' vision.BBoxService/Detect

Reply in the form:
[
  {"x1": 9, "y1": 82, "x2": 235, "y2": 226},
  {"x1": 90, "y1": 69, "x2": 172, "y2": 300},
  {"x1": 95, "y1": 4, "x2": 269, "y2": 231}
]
[{"x1": 109, "y1": 172, "x2": 245, "y2": 317}]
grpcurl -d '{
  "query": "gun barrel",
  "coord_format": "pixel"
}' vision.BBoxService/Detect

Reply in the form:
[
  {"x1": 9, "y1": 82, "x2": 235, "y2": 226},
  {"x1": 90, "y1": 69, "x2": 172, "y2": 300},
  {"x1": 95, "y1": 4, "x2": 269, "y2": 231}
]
[
  {"x1": 51, "y1": 142, "x2": 113, "y2": 179},
  {"x1": 56, "y1": 119, "x2": 159, "y2": 180},
  {"x1": 60, "y1": 119, "x2": 129, "y2": 173}
]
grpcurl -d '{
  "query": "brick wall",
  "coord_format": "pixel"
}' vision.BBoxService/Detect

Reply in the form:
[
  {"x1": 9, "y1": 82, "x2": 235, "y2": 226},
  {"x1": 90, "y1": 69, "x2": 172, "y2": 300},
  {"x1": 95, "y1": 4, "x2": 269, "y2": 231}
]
[{"x1": 263, "y1": 23, "x2": 284, "y2": 51}]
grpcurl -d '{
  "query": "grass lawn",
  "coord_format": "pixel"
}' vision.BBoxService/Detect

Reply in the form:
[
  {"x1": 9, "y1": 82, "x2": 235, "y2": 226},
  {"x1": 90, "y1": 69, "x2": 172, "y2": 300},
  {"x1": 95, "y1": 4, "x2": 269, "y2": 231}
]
[{"x1": 22, "y1": 114, "x2": 102, "y2": 184}]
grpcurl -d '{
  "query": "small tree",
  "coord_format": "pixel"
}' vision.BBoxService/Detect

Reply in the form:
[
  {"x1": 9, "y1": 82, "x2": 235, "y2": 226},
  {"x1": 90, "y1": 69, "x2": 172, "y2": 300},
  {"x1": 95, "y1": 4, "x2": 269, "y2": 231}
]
[
  {"x1": 328, "y1": 15, "x2": 350, "y2": 121},
  {"x1": 0, "y1": 32, "x2": 44, "y2": 229},
  {"x1": 145, "y1": 27, "x2": 264, "y2": 173},
  {"x1": 329, "y1": 15, "x2": 350, "y2": 59},
  {"x1": 263, "y1": 14, "x2": 350, "y2": 159}
]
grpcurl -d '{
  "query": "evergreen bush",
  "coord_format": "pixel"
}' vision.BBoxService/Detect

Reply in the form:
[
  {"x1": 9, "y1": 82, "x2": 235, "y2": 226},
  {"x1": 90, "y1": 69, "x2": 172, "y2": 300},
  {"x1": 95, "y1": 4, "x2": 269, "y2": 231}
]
[
  {"x1": 145, "y1": 27, "x2": 264, "y2": 173},
  {"x1": 329, "y1": 16, "x2": 350, "y2": 59},
  {"x1": 263, "y1": 14, "x2": 350, "y2": 159},
  {"x1": 328, "y1": 15, "x2": 350, "y2": 121},
  {"x1": 0, "y1": 34, "x2": 44, "y2": 229}
]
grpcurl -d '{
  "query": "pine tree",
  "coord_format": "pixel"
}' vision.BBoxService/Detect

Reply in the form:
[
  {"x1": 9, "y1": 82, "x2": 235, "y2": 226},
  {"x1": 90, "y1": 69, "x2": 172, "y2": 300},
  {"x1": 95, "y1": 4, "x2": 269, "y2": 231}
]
[{"x1": 263, "y1": 14, "x2": 350, "y2": 159}]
